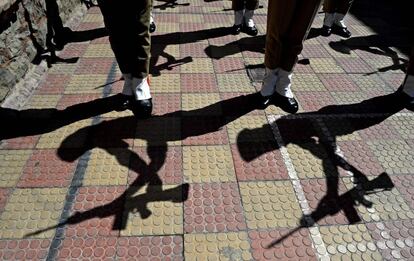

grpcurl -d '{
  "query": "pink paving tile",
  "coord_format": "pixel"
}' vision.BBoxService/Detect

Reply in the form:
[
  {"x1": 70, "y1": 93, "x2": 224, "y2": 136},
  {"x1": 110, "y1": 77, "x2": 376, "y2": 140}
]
[
  {"x1": 0, "y1": 135, "x2": 40, "y2": 149},
  {"x1": 181, "y1": 116, "x2": 229, "y2": 145},
  {"x1": 74, "y1": 22, "x2": 102, "y2": 31},
  {"x1": 56, "y1": 94, "x2": 102, "y2": 110},
  {"x1": 295, "y1": 91, "x2": 335, "y2": 112},
  {"x1": 0, "y1": 239, "x2": 51, "y2": 260},
  {"x1": 335, "y1": 57, "x2": 374, "y2": 74},
  {"x1": 128, "y1": 146, "x2": 183, "y2": 185},
  {"x1": 65, "y1": 186, "x2": 127, "y2": 238},
  {"x1": 36, "y1": 74, "x2": 71, "y2": 94},
  {"x1": 249, "y1": 229, "x2": 317, "y2": 261},
  {"x1": 116, "y1": 236, "x2": 183, "y2": 260},
  {"x1": 150, "y1": 56, "x2": 181, "y2": 75},
  {"x1": 184, "y1": 183, "x2": 246, "y2": 233},
  {"x1": 338, "y1": 140, "x2": 386, "y2": 176},
  {"x1": 57, "y1": 237, "x2": 117, "y2": 260},
  {"x1": 180, "y1": 43, "x2": 210, "y2": 58},
  {"x1": 300, "y1": 178, "x2": 351, "y2": 225},
  {"x1": 181, "y1": 73, "x2": 218, "y2": 92},
  {"x1": 318, "y1": 73, "x2": 360, "y2": 92},
  {"x1": 350, "y1": 118, "x2": 401, "y2": 141},
  {"x1": 232, "y1": 143, "x2": 289, "y2": 181},
  {"x1": 18, "y1": 149, "x2": 78, "y2": 188},
  {"x1": 152, "y1": 93, "x2": 181, "y2": 115},
  {"x1": 59, "y1": 43, "x2": 89, "y2": 59},
  {"x1": 391, "y1": 175, "x2": 414, "y2": 209},
  {"x1": 75, "y1": 57, "x2": 115, "y2": 75},
  {"x1": 213, "y1": 57, "x2": 245, "y2": 74}
]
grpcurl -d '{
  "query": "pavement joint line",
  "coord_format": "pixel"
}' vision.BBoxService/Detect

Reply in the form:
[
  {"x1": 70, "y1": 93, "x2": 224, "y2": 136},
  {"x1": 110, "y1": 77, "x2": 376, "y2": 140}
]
[
  {"x1": 267, "y1": 112, "x2": 413, "y2": 119},
  {"x1": 316, "y1": 118, "x2": 386, "y2": 254},
  {"x1": 268, "y1": 115, "x2": 330, "y2": 260},
  {"x1": 45, "y1": 60, "x2": 118, "y2": 261}
]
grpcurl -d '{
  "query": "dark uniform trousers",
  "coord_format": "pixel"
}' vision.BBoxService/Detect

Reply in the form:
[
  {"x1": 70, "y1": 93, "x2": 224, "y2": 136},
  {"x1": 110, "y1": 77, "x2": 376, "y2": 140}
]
[
  {"x1": 97, "y1": 0, "x2": 151, "y2": 79},
  {"x1": 232, "y1": 0, "x2": 259, "y2": 11},
  {"x1": 265, "y1": 0, "x2": 322, "y2": 71},
  {"x1": 408, "y1": 48, "x2": 414, "y2": 76},
  {"x1": 324, "y1": 0, "x2": 354, "y2": 15}
]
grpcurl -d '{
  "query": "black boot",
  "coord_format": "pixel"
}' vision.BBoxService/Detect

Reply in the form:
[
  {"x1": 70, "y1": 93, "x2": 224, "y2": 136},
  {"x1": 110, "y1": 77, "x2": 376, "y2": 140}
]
[
  {"x1": 129, "y1": 98, "x2": 153, "y2": 119},
  {"x1": 271, "y1": 92, "x2": 299, "y2": 114},
  {"x1": 321, "y1": 25, "x2": 332, "y2": 37}
]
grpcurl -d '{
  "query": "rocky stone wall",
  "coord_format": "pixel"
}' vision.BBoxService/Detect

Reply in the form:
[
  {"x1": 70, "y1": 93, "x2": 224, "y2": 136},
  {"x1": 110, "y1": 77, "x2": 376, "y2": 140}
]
[{"x1": 0, "y1": 0, "x2": 85, "y2": 102}]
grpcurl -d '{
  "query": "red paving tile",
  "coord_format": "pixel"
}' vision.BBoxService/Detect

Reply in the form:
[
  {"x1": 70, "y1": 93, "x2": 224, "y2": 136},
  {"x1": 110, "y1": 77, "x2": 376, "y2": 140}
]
[
  {"x1": 36, "y1": 74, "x2": 71, "y2": 94},
  {"x1": 184, "y1": 183, "x2": 246, "y2": 233},
  {"x1": 18, "y1": 149, "x2": 78, "y2": 188},
  {"x1": 0, "y1": 239, "x2": 51, "y2": 260},
  {"x1": 57, "y1": 237, "x2": 117, "y2": 260}
]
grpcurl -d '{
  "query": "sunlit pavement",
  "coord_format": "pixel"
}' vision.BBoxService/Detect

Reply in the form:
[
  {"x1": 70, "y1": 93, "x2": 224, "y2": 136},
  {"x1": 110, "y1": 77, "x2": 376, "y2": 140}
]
[{"x1": 1, "y1": 1, "x2": 414, "y2": 260}]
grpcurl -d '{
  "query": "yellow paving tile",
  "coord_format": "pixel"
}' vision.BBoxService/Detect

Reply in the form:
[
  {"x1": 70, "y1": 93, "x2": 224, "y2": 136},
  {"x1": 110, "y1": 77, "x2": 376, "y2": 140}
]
[
  {"x1": 181, "y1": 58, "x2": 214, "y2": 73},
  {"x1": 239, "y1": 181, "x2": 302, "y2": 229},
  {"x1": 182, "y1": 93, "x2": 221, "y2": 115},
  {"x1": 151, "y1": 74, "x2": 181, "y2": 93},
  {"x1": 183, "y1": 145, "x2": 236, "y2": 183},
  {"x1": 65, "y1": 74, "x2": 109, "y2": 94},
  {"x1": 0, "y1": 188, "x2": 67, "y2": 239},
  {"x1": 184, "y1": 232, "x2": 252, "y2": 261},
  {"x1": 0, "y1": 150, "x2": 32, "y2": 187},
  {"x1": 83, "y1": 44, "x2": 115, "y2": 58}
]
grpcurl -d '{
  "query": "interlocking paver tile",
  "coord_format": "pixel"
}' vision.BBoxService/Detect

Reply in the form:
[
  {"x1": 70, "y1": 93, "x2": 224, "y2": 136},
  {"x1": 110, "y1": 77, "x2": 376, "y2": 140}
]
[
  {"x1": 83, "y1": 44, "x2": 115, "y2": 58},
  {"x1": 367, "y1": 140, "x2": 414, "y2": 175},
  {"x1": 0, "y1": 188, "x2": 67, "y2": 239},
  {"x1": 310, "y1": 58, "x2": 345, "y2": 73},
  {"x1": 36, "y1": 119, "x2": 92, "y2": 149},
  {"x1": 240, "y1": 181, "x2": 302, "y2": 229},
  {"x1": 75, "y1": 57, "x2": 115, "y2": 75},
  {"x1": 301, "y1": 178, "x2": 351, "y2": 225},
  {"x1": 57, "y1": 237, "x2": 117, "y2": 260},
  {"x1": 181, "y1": 58, "x2": 214, "y2": 73},
  {"x1": 120, "y1": 184, "x2": 184, "y2": 236},
  {"x1": 128, "y1": 146, "x2": 183, "y2": 185},
  {"x1": 56, "y1": 93, "x2": 102, "y2": 110},
  {"x1": 336, "y1": 57, "x2": 375, "y2": 74},
  {"x1": 348, "y1": 74, "x2": 392, "y2": 93},
  {"x1": 58, "y1": 43, "x2": 88, "y2": 59},
  {"x1": 184, "y1": 183, "x2": 246, "y2": 233},
  {"x1": 134, "y1": 117, "x2": 181, "y2": 147},
  {"x1": 65, "y1": 74, "x2": 111, "y2": 94},
  {"x1": 183, "y1": 145, "x2": 236, "y2": 183},
  {"x1": 319, "y1": 224, "x2": 382, "y2": 260},
  {"x1": 380, "y1": 72, "x2": 406, "y2": 90},
  {"x1": 36, "y1": 74, "x2": 71, "y2": 94},
  {"x1": 302, "y1": 44, "x2": 332, "y2": 58},
  {"x1": 117, "y1": 236, "x2": 183, "y2": 260},
  {"x1": 388, "y1": 115, "x2": 414, "y2": 139},
  {"x1": 213, "y1": 57, "x2": 245, "y2": 74},
  {"x1": 295, "y1": 91, "x2": 335, "y2": 111},
  {"x1": 231, "y1": 142, "x2": 289, "y2": 181},
  {"x1": 184, "y1": 232, "x2": 252, "y2": 260},
  {"x1": 216, "y1": 74, "x2": 254, "y2": 92},
  {"x1": 351, "y1": 119, "x2": 400, "y2": 141},
  {"x1": 182, "y1": 93, "x2": 221, "y2": 115},
  {"x1": 65, "y1": 186, "x2": 126, "y2": 238},
  {"x1": 287, "y1": 142, "x2": 338, "y2": 179},
  {"x1": 182, "y1": 116, "x2": 229, "y2": 145},
  {"x1": 0, "y1": 150, "x2": 32, "y2": 187},
  {"x1": 366, "y1": 220, "x2": 414, "y2": 260},
  {"x1": 318, "y1": 73, "x2": 360, "y2": 92},
  {"x1": 337, "y1": 140, "x2": 385, "y2": 176},
  {"x1": 180, "y1": 42, "x2": 210, "y2": 58},
  {"x1": 84, "y1": 148, "x2": 130, "y2": 186},
  {"x1": 151, "y1": 74, "x2": 181, "y2": 93},
  {"x1": 0, "y1": 189, "x2": 11, "y2": 215},
  {"x1": 150, "y1": 93, "x2": 181, "y2": 116},
  {"x1": 47, "y1": 63, "x2": 78, "y2": 75},
  {"x1": 23, "y1": 95, "x2": 61, "y2": 109},
  {"x1": 249, "y1": 229, "x2": 317, "y2": 260},
  {"x1": 181, "y1": 73, "x2": 218, "y2": 92},
  {"x1": 292, "y1": 74, "x2": 327, "y2": 92},
  {"x1": 0, "y1": 135, "x2": 40, "y2": 150},
  {"x1": 18, "y1": 149, "x2": 78, "y2": 188},
  {"x1": 391, "y1": 175, "x2": 414, "y2": 209},
  {"x1": 343, "y1": 177, "x2": 414, "y2": 222},
  {"x1": 227, "y1": 115, "x2": 274, "y2": 144},
  {"x1": 0, "y1": 239, "x2": 51, "y2": 260}
]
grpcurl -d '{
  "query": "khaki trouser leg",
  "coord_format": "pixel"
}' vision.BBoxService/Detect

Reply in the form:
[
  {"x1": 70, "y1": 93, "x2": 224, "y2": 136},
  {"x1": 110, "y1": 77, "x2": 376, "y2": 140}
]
[
  {"x1": 265, "y1": 0, "x2": 321, "y2": 71},
  {"x1": 98, "y1": 0, "x2": 151, "y2": 78}
]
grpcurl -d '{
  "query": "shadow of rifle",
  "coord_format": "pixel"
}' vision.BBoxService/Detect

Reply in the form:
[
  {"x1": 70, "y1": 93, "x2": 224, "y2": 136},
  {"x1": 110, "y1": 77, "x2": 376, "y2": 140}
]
[{"x1": 267, "y1": 171, "x2": 394, "y2": 248}]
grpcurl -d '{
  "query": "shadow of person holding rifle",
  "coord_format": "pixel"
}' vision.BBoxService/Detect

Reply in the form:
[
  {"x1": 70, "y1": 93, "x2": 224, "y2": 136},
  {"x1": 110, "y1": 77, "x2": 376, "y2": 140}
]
[
  {"x1": 24, "y1": 92, "x2": 265, "y2": 237},
  {"x1": 237, "y1": 92, "x2": 407, "y2": 247}
]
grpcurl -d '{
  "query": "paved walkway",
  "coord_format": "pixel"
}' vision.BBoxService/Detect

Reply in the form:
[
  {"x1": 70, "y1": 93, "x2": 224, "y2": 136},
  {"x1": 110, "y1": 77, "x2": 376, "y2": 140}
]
[{"x1": 1, "y1": 1, "x2": 414, "y2": 260}]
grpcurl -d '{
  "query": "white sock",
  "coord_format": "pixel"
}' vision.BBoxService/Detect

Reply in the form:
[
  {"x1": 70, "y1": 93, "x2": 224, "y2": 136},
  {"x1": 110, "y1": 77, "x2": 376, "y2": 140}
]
[
  {"x1": 122, "y1": 73, "x2": 133, "y2": 96},
  {"x1": 260, "y1": 68, "x2": 279, "y2": 97},
  {"x1": 324, "y1": 13, "x2": 335, "y2": 27},
  {"x1": 234, "y1": 10, "x2": 244, "y2": 25},
  {"x1": 150, "y1": 13, "x2": 155, "y2": 24},
  {"x1": 244, "y1": 9, "x2": 255, "y2": 27},
  {"x1": 131, "y1": 76, "x2": 152, "y2": 100},
  {"x1": 275, "y1": 69, "x2": 294, "y2": 98},
  {"x1": 334, "y1": 13, "x2": 347, "y2": 28},
  {"x1": 402, "y1": 75, "x2": 414, "y2": 97}
]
